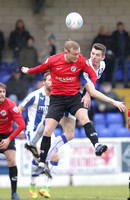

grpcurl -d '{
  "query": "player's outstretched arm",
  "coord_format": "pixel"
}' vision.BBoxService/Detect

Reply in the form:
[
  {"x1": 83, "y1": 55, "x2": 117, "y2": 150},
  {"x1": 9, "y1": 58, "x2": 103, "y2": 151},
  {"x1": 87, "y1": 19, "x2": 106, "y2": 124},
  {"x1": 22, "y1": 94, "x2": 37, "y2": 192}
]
[
  {"x1": 111, "y1": 101, "x2": 126, "y2": 112},
  {"x1": 21, "y1": 66, "x2": 29, "y2": 74},
  {"x1": 84, "y1": 82, "x2": 126, "y2": 112}
]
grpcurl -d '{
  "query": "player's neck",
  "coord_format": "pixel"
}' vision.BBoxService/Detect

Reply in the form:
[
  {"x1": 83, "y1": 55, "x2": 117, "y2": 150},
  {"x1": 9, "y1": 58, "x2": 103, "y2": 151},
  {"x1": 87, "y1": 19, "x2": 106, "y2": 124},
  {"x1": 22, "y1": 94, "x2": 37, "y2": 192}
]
[
  {"x1": 44, "y1": 87, "x2": 50, "y2": 96},
  {"x1": 93, "y1": 64, "x2": 99, "y2": 70}
]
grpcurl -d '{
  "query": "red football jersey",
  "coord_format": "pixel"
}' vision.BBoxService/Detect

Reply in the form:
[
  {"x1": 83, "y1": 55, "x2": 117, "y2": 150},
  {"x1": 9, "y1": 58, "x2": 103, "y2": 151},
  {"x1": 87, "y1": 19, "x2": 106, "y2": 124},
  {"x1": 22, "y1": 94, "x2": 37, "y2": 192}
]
[
  {"x1": 28, "y1": 52, "x2": 97, "y2": 95},
  {"x1": 128, "y1": 109, "x2": 130, "y2": 117},
  {"x1": 0, "y1": 98, "x2": 25, "y2": 140}
]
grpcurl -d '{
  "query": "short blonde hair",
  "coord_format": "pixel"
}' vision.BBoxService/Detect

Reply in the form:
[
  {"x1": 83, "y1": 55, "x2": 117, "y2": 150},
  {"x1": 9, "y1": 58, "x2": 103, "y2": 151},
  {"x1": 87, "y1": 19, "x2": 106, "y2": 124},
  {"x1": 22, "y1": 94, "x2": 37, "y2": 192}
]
[
  {"x1": 0, "y1": 82, "x2": 6, "y2": 90},
  {"x1": 64, "y1": 40, "x2": 80, "y2": 52}
]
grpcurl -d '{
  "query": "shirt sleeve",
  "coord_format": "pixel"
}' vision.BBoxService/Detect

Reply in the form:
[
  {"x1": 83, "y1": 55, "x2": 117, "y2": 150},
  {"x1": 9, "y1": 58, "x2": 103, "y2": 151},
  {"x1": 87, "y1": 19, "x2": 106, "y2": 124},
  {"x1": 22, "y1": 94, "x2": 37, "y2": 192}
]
[
  {"x1": 128, "y1": 109, "x2": 130, "y2": 117},
  {"x1": 8, "y1": 102, "x2": 25, "y2": 140},
  {"x1": 28, "y1": 57, "x2": 52, "y2": 74},
  {"x1": 80, "y1": 71, "x2": 92, "y2": 86},
  {"x1": 81, "y1": 59, "x2": 97, "y2": 85},
  {"x1": 21, "y1": 93, "x2": 35, "y2": 109}
]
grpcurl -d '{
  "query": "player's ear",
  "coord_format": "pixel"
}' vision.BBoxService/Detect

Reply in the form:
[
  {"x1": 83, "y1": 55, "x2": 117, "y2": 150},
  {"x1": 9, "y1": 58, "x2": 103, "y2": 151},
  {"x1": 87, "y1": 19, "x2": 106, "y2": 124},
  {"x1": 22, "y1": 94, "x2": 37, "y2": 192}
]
[
  {"x1": 64, "y1": 48, "x2": 67, "y2": 53},
  {"x1": 102, "y1": 55, "x2": 105, "y2": 60}
]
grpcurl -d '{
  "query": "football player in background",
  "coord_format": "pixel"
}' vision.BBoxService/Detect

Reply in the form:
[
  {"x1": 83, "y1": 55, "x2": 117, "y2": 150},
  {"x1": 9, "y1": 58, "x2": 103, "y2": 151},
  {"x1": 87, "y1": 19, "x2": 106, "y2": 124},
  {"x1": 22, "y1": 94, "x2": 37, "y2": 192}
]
[
  {"x1": 18, "y1": 72, "x2": 56, "y2": 198},
  {"x1": 0, "y1": 82, "x2": 25, "y2": 200}
]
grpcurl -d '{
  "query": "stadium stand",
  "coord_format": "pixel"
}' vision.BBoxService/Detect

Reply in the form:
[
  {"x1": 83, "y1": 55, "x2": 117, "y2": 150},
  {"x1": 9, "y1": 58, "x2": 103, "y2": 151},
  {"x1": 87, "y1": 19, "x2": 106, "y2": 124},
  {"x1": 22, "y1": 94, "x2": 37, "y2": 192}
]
[
  {"x1": 0, "y1": 62, "x2": 9, "y2": 72},
  {"x1": 114, "y1": 127, "x2": 130, "y2": 137},
  {"x1": 74, "y1": 127, "x2": 81, "y2": 138},
  {"x1": 92, "y1": 112, "x2": 130, "y2": 138},
  {"x1": 0, "y1": 72, "x2": 12, "y2": 84},
  {"x1": 106, "y1": 113, "x2": 124, "y2": 127},
  {"x1": 53, "y1": 127, "x2": 63, "y2": 137},
  {"x1": 93, "y1": 113, "x2": 106, "y2": 125},
  {"x1": 78, "y1": 127, "x2": 86, "y2": 138},
  {"x1": 97, "y1": 128, "x2": 114, "y2": 138}
]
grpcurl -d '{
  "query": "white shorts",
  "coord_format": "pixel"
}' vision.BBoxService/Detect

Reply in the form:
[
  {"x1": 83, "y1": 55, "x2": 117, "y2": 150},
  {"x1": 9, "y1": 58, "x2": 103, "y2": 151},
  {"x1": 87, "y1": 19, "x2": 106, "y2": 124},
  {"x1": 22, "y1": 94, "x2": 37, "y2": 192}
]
[
  {"x1": 25, "y1": 122, "x2": 44, "y2": 146},
  {"x1": 25, "y1": 122, "x2": 55, "y2": 147},
  {"x1": 64, "y1": 110, "x2": 76, "y2": 120}
]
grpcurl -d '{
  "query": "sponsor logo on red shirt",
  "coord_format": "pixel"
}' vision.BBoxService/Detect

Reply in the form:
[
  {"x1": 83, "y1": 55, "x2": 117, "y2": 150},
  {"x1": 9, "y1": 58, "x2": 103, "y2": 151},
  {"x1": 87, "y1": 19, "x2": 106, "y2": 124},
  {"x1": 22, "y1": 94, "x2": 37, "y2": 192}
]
[{"x1": 55, "y1": 76, "x2": 76, "y2": 82}]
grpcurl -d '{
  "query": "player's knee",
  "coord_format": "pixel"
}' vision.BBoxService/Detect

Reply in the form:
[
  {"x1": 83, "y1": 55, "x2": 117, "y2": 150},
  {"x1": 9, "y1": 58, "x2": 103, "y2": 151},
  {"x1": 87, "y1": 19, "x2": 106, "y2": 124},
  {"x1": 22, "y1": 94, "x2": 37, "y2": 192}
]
[
  {"x1": 7, "y1": 158, "x2": 16, "y2": 167},
  {"x1": 44, "y1": 127, "x2": 53, "y2": 136},
  {"x1": 78, "y1": 113, "x2": 90, "y2": 125}
]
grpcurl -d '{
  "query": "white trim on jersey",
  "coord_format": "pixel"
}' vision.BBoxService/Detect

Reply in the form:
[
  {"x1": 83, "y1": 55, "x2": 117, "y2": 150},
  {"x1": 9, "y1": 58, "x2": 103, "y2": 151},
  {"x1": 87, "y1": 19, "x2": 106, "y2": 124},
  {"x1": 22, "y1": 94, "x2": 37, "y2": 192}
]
[
  {"x1": 80, "y1": 58, "x2": 106, "y2": 87},
  {"x1": 88, "y1": 58, "x2": 106, "y2": 79}
]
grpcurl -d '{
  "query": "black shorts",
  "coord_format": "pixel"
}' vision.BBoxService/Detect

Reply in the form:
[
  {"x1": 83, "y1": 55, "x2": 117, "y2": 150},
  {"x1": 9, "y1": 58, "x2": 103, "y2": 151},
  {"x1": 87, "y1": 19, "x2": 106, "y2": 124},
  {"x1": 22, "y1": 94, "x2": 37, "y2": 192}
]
[
  {"x1": 46, "y1": 92, "x2": 84, "y2": 122},
  {"x1": 0, "y1": 132, "x2": 16, "y2": 154}
]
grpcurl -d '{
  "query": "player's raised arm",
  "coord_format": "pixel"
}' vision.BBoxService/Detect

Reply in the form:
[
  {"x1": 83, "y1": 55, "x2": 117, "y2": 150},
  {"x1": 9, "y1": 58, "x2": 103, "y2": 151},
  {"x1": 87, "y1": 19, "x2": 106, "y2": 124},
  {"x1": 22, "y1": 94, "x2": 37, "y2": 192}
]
[
  {"x1": 21, "y1": 57, "x2": 52, "y2": 75},
  {"x1": 84, "y1": 82, "x2": 126, "y2": 112}
]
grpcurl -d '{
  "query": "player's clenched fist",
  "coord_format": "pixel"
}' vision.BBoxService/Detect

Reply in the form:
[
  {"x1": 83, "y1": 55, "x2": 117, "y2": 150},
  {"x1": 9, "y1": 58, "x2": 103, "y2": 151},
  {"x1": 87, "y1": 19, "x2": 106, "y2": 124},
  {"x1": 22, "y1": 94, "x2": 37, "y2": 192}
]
[{"x1": 21, "y1": 66, "x2": 29, "y2": 74}]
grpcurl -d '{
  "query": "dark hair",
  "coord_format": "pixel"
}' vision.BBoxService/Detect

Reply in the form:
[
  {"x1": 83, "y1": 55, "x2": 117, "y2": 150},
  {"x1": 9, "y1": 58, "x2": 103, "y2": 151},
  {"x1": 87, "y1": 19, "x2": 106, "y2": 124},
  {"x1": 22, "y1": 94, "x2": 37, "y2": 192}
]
[
  {"x1": 14, "y1": 68, "x2": 21, "y2": 73},
  {"x1": 26, "y1": 35, "x2": 34, "y2": 42},
  {"x1": 43, "y1": 71, "x2": 50, "y2": 81},
  {"x1": 92, "y1": 43, "x2": 106, "y2": 56},
  {"x1": 117, "y1": 21, "x2": 123, "y2": 26},
  {"x1": 0, "y1": 82, "x2": 6, "y2": 90},
  {"x1": 15, "y1": 19, "x2": 26, "y2": 31}
]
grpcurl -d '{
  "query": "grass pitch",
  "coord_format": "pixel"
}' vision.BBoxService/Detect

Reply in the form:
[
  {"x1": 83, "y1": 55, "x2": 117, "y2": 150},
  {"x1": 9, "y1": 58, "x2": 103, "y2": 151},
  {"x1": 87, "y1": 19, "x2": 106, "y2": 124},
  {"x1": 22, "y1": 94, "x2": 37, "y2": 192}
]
[{"x1": 0, "y1": 185, "x2": 129, "y2": 200}]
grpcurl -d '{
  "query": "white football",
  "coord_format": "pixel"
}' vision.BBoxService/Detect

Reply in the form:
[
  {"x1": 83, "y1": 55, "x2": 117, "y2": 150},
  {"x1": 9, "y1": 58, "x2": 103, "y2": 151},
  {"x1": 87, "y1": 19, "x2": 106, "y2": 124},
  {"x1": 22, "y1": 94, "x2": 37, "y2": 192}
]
[{"x1": 66, "y1": 12, "x2": 83, "y2": 30}]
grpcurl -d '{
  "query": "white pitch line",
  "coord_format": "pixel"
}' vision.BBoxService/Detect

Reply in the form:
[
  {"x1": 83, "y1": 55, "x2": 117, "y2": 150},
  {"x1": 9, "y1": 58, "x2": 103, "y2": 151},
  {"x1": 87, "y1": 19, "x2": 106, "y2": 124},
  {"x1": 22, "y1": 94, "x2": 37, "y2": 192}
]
[
  {"x1": 0, "y1": 196, "x2": 127, "y2": 200},
  {"x1": 48, "y1": 197, "x2": 127, "y2": 200}
]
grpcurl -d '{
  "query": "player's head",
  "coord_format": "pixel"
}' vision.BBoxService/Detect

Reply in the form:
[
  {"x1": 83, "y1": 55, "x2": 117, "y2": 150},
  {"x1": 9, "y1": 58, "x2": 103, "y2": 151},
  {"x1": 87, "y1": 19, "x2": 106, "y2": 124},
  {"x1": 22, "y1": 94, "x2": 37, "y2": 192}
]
[
  {"x1": 90, "y1": 43, "x2": 106, "y2": 67},
  {"x1": 26, "y1": 35, "x2": 34, "y2": 47},
  {"x1": 15, "y1": 19, "x2": 26, "y2": 31},
  {"x1": 64, "y1": 40, "x2": 80, "y2": 63},
  {"x1": 43, "y1": 71, "x2": 51, "y2": 92},
  {"x1": 117, "y1": 21, "x2": 124, "y2": 33},
  {"x1": 0, "y1": 82, "x2": 6, "y2": 104}
]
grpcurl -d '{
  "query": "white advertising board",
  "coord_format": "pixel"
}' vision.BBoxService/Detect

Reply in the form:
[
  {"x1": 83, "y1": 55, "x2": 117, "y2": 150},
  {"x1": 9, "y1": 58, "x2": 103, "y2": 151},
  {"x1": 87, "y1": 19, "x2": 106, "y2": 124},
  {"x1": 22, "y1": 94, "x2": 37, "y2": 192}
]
[{"x1": 57, "y1": 139, "x2": 121, "y2": 174}]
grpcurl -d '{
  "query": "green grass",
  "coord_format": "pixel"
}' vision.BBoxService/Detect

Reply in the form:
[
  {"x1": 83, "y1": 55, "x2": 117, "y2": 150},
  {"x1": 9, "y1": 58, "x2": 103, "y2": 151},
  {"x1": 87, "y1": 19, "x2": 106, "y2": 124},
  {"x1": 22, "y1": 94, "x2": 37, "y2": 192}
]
[{"x1": 0, "y1": 185, "x2": 129, "y2": 200}]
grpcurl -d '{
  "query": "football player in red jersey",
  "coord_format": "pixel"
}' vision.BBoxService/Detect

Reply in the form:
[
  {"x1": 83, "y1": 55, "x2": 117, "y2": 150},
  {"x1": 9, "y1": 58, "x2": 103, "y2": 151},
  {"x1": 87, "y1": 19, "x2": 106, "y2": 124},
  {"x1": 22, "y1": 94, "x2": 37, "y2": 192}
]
[
  {"x1": 128, "y1": 109, "x2": 130, "y2": 131},
  {"x1": 21, "y1": 40, "x2": 125, "y2": 178},
  {"x1": 0, "y1": 82, "x2": 25, "y2": 200}
]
